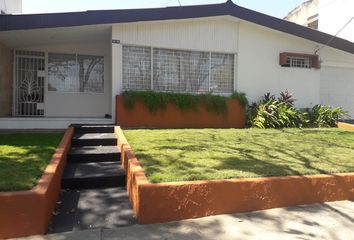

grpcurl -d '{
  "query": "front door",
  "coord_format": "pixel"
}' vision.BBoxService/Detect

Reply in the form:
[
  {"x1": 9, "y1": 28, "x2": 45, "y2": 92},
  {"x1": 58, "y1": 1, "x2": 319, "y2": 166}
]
[{"x1": 13, "y1": 50, "x2": 45, "y2": 117}]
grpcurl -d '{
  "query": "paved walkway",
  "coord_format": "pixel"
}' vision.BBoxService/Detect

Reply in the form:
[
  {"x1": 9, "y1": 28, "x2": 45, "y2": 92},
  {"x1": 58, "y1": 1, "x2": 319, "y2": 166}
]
[{"x1": 16, "y1": 200, "x2": 354, "y2": 240}]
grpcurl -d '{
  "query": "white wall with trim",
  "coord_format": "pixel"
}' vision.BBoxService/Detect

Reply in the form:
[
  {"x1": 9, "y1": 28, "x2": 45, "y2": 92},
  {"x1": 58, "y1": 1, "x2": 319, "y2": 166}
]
[{"x1": 111, "y1": 16, "x2": 354, "y2": 117}]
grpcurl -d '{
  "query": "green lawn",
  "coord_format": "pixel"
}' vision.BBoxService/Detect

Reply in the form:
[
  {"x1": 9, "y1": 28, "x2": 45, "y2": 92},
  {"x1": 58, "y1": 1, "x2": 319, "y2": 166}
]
[
  {"x1": 123, "y1": 128, "x2": 354, "y2": 183},
  {"x1": 0, "y1": 133, "x2": 62, "y2": 191}
]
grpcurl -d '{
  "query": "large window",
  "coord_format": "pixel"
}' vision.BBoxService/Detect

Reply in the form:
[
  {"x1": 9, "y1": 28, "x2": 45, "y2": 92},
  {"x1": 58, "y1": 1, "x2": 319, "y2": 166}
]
[
  {"x1": 48, "y1": 53, "x2": 104, "y2": 93},
  {"x1": 122, "y1": 45, "x2": 235, "y2": 94}
]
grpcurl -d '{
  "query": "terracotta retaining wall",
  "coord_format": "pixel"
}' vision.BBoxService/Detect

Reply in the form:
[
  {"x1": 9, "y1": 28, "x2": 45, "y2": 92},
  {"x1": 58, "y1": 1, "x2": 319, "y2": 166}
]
[
  {"x1": 115, "y1": 127, "x2": 354, "y2": 224},
  {"x1": 115, "y1": 95, "x2": 246, "y2": 128},
  {"x1": 337, "y1": 122, "x2": 354, "y2": 130},
  {"x1": 0, "y1": 127, "x2": 74, "y2": 239}
]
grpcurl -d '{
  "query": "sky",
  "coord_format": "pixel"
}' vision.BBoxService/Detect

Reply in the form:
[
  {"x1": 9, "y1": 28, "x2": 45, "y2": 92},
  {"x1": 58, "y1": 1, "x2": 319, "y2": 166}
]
[{"x1": 22, "y1": 0, "x2": 304, "y2": 18}]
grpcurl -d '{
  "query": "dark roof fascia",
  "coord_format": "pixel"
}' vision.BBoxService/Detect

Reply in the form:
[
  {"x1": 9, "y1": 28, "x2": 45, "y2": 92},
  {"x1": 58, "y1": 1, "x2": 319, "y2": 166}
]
[
  {"x1": 0, "y1": 0, "x2": 353, "y2": 54},
  {"x1": 0, "y1": 2, "x2": 230, "y2": 30}
]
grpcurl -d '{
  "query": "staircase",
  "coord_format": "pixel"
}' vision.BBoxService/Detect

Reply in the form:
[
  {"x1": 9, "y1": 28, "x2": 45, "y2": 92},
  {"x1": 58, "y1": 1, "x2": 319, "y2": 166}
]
[{"x1": 48, "y1": 125, "x2": 136, "y2": 233}]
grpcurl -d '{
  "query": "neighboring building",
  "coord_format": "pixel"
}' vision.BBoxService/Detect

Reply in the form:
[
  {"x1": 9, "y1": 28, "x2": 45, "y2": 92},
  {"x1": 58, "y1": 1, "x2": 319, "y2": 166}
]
[
  {"x1": 0, "y1": 0, "x2": 354, "y2": 129},
  {"x1": 284, "y1": 0, "x2": 319, "y2": 30},
  {"x1": 284, "y1": 0, "x2": 354, "y2": 42},
  {"x1": 0, "y1": 0, "x2": 22, "y2": 14}
]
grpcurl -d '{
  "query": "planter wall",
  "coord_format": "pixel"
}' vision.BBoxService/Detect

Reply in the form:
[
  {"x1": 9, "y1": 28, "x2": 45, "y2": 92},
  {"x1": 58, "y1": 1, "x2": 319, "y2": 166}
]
[
  {"x1": 0, "y1": 127, "x2": 74, "y2": 239},
  {"x1": 115, "y1": 95, "x2": 246, "y2": 128},
  {"x1": 115, "y1": 127, "x2": 354, "y2": 224},
  {"x1": 337, "y1": 122, "x2": 354, "y2": 130}
]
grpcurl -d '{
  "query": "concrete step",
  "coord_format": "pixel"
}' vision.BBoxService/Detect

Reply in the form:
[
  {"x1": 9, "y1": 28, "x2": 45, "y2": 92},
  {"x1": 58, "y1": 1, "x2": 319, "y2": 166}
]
[
  {"x1": 73, "y1": 124, "x2": 115, "y2": 134},
  {"x1": 71, "y1": 133, "x2": 117, "y2": 147},
  {"x1": 62, "y1": 162, "x2": 126, "y2": 189},
  {"x1": 48, "y1": 188, "x2": 137, "y2": 233},
  {"x1": 68, "y1": 146, "x2": 120, "y2": 163}
]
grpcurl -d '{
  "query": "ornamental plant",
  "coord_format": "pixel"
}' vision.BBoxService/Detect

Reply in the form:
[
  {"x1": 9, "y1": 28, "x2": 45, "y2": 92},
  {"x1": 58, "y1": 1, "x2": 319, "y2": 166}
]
[
  {"x1": 247, "y1": 91, "x2": 302, "y2": 128},
  {"x1": 307, "y1": 104, "x2": 348, "y2": 127},
  {"x1": 248, "y1": 90, "x2": 347, "y2": 129}
]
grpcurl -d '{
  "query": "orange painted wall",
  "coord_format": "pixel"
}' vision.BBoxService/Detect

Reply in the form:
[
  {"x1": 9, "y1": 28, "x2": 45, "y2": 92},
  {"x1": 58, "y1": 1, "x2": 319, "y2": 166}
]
[
  {"x1": 115, "y1": 95, "x2": 246, "y2": 128},
  {"x1": 337, "y1": 122, "x2": 354, "y2": 130},
  {"x1": 137, "y1": 174, "x2": 354, "y2": 224},
  {"x1": 0, "y1": 127, "x2": 74, "y2": 239},
  {"x1": 115, "y1": 127, "x2": 354, "y2": 225}
]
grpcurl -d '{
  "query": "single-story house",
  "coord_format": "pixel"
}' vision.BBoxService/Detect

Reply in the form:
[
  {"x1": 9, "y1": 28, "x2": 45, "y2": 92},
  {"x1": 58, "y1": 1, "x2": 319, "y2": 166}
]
[{"x1": 0, "y1": 0, "x2": 353, "y2": 129}]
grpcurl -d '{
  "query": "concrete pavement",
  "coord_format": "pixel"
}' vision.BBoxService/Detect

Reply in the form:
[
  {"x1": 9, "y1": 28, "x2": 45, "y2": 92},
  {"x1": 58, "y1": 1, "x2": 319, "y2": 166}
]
[{"x1": 15, "y1": 200, "x2": 354, "y2": 240}]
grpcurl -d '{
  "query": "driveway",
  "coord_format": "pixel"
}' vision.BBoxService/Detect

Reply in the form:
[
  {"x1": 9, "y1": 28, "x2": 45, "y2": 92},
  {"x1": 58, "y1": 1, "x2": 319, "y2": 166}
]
[{"x1": 15, "y1": 200, "x2": 354, "y2": 240}]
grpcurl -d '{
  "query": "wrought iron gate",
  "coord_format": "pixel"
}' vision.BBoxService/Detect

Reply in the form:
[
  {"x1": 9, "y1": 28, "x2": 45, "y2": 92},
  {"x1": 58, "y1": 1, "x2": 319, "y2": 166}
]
[{"x1": 13, "y1": 50, "x2": 45, "y2": 117}]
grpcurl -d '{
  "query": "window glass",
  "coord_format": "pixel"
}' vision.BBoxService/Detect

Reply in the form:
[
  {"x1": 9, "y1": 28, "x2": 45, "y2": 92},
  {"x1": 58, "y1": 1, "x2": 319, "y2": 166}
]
[{"x1": 48, "y1": 53, "x2": 104, "y2": 93}]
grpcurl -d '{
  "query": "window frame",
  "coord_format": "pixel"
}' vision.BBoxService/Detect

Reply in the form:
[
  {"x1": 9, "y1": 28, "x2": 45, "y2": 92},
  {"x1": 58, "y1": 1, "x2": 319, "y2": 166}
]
[
  {"x1": 48, "y1": 52, "x2": 105, "y2": 94},
  {"x1": 279, "y1": 52, "x2": 320, "y2": 69},
  {"x1": 122, "y1": 44, "x2": 237, "y2": 94}
]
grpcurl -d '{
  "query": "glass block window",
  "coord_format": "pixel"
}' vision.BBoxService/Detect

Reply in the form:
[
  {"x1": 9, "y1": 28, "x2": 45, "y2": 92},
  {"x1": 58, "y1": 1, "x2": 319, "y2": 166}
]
[
  {"x1": 153, "y1": 48, "x2": 209, "y2": 93},
  {"x1": 122, "y1": 45, "x2": 235, "y2": 94},
  {"x1": 210, "y1": 53, "x2": 234, "y2": 93},
  {"x1": 122, "y1": 46, "x2": 151, "y2": 90},
  {"x1": 48, "y1": 53, "x2": 104, "y2": 93}
]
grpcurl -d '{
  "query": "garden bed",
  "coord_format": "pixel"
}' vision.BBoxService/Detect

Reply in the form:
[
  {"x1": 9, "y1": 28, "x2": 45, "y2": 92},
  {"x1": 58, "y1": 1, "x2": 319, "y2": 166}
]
[
  {"x1": 0, "y1": 128, "x2": 73, "y2": 239},
  {"x1": 116, "y1": 127, "x2": 354, "y2": 224}
]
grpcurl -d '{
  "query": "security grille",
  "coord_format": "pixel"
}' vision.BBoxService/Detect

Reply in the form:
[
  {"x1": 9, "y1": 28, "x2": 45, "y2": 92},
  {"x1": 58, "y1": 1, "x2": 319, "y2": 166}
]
[
  {"x1": 153, "y1": 48, "x2": 209, "y2": 93},
  {"x1": 210, "y1": 53, "x2": 234, "y2": 93},
  {"x1": 13, "y1": 50, "x2": 45, "y2": 117},
  {"x1": 122, "y1": 45, "x2": 235, "y2": 94},
  {"x1": 122, "y1": 46, "x2": 151, "y2": 90}
]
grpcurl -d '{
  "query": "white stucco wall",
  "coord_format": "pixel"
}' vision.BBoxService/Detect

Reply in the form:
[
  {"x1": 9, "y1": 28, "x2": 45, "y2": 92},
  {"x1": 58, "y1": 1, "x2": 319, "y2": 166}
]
[
  {"x1": 320, "y1": 66, "x2": 354, "y2": 117},
  {"x1": 319, "y1": 47, "x2": 354, "y2": 117},
  {"x1": 113, "y1": 17, "x2": 239, "y2": 53},
  {"x1": 237, "y1": 21, "x2": 321, "y2": 108},
  {"x1": 237, "y1": 21, "x2": 354, "y2": 116},
  {"x1": 23, "y1": 41, "x2": 112, "y2": 118}
]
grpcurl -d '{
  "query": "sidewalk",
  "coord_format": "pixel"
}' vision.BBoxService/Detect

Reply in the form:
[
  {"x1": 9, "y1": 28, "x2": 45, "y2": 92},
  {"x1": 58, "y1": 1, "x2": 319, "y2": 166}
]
[{"x1": 15, "y1": 200, "x2": 354, "y2": 240}]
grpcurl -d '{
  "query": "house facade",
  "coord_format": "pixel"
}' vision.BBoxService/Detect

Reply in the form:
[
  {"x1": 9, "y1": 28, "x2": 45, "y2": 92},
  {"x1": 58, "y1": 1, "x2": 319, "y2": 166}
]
[{"x1": 0, "y1": 1, "x2": 353, "y2": 129}]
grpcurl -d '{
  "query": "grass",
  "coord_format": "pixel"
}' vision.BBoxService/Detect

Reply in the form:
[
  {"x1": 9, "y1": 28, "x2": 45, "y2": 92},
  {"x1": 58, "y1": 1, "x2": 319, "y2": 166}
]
[
  {"x1": 123, "y1": 128, "x2": 354, "y2": 183},
  {"x1": 0, "y1": 133, "x2": 62, "y2": 191}
]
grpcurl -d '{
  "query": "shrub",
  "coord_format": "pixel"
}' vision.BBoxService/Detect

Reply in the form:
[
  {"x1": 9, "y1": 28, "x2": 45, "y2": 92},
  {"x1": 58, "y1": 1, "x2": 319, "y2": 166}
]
[
  {"x1": 307, "y1": 105, "x2": 348, "y2": 127},
  {"x1": 248, "y1": 90, "x2": 347, "y2": 129},
  {"x1": 248, "y1": 92, "x2": 302, "y2": 128}
]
